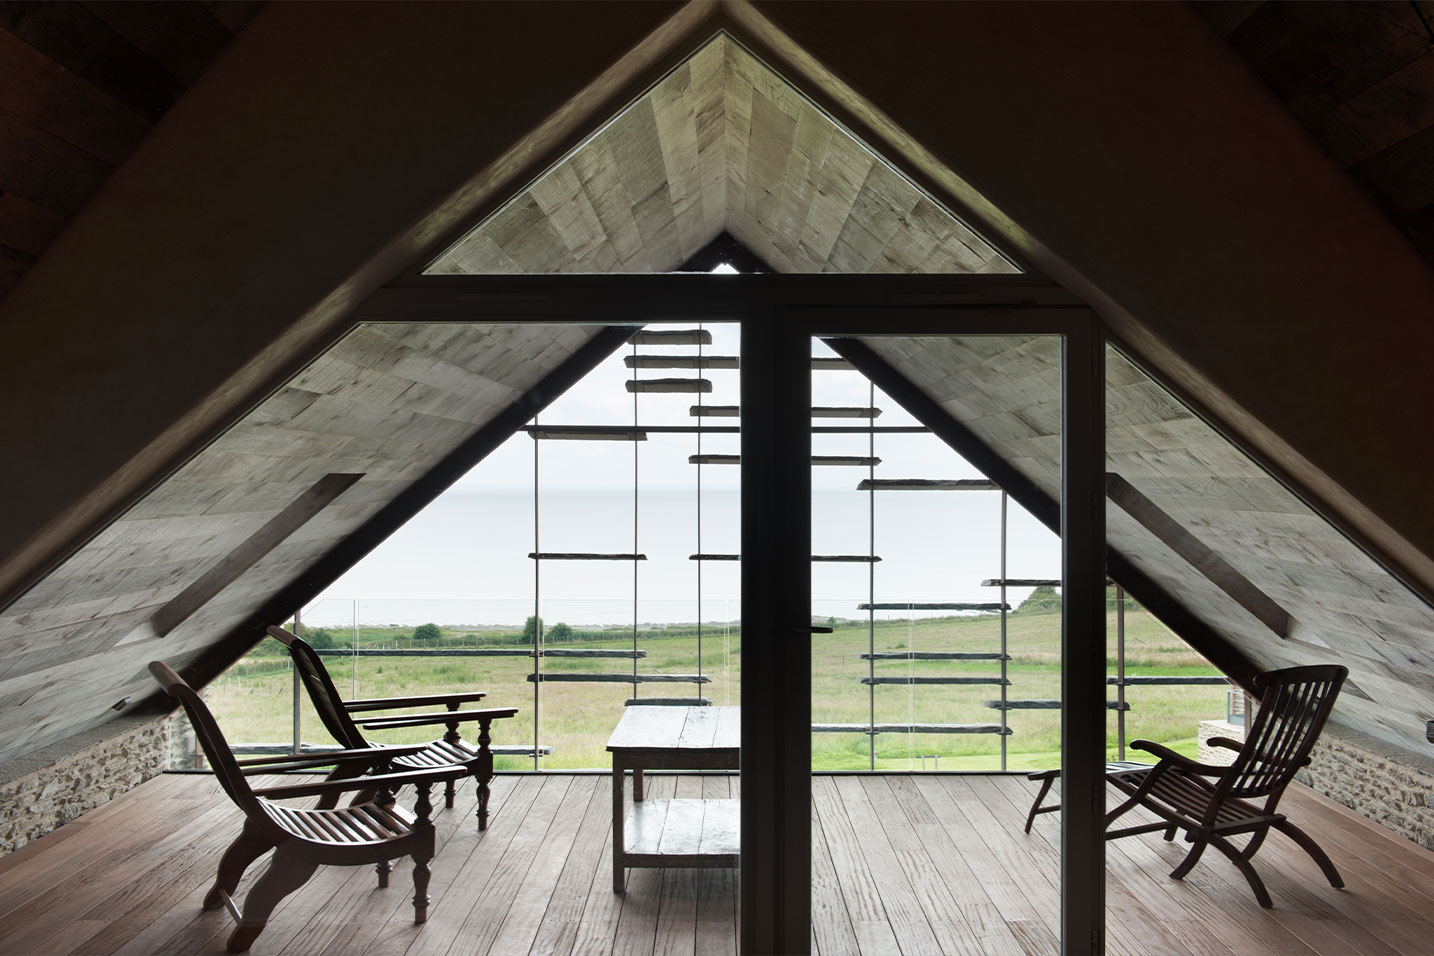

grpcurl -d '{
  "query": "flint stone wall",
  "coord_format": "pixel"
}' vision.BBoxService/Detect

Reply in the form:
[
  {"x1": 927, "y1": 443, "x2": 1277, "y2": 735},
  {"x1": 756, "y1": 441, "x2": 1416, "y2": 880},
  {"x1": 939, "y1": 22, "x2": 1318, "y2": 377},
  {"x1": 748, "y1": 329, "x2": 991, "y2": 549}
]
[
  {"x1": 1301, "y1": 720, "x2": 1434, "y2": 852},
  {"x1": 1197, "y1": 718, "x2": 1244, "y2": 766},
  {"x1": 0, "y1": 709, "x2": 171, "y2": 855}
]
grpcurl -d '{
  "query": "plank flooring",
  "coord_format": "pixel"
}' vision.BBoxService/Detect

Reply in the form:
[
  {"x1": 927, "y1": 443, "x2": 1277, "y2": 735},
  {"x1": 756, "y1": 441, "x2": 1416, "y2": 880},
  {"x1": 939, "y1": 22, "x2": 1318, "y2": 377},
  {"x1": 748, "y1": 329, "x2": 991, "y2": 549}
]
[{"x1": 1, "y1": 772, "x2": 1431, "y2": 955}]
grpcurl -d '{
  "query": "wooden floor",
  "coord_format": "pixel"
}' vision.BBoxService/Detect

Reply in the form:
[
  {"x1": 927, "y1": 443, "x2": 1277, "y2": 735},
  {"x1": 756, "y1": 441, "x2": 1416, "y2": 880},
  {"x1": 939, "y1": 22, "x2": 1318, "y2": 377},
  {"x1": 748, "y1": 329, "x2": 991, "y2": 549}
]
[{"x1": 0, "y1": 772, "x2": 1431, "y2": 955}]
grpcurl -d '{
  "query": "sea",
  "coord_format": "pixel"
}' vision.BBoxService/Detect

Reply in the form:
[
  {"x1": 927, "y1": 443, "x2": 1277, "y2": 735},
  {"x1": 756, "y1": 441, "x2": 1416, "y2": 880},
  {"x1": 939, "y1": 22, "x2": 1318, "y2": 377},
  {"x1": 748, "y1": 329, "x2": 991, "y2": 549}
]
[{"x1": 306, "y1": 486, "x2": 1060, "y2": 630}]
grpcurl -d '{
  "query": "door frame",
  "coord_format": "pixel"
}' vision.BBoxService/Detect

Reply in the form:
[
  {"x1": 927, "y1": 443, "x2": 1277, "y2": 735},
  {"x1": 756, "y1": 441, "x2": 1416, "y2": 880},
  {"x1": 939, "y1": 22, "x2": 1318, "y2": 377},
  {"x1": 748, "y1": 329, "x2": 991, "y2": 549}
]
[
  {"x1": 740, "y1": 302, "x2": 1105, "y2": 955},
  {"x1": 354, "y1": 273, "x2": 1106, "y2": 954}
]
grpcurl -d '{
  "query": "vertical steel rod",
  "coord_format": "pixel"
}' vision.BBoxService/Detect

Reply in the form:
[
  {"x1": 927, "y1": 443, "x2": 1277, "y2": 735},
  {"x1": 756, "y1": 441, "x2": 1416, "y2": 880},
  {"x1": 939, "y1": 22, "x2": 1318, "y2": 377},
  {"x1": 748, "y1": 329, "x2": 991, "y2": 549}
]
[
  {"x1": 1061, "y1": 316, "x2": 1106, "y2": 955},
  {"x1": 633, "y1": 342, "x2": 640, "y2": 697},
  {"x1": 292, "y1": 608, "x2": 302, "y2": 756},
  {"x1": 691, "y1": 329, "x2": 696, "y2": 696},
  {"x1": 533, "y1": 414, "x2": 541, "y2": 771},
  {"x1": 868, "y1": 380, "x2": 876, "y2": 771},
  {"x1": 1117, "y1": 585, "x2": 1126, "y2": 761},
  {"x1": 1000, "y1": 490, "x2": 1009, "y2": 770}
]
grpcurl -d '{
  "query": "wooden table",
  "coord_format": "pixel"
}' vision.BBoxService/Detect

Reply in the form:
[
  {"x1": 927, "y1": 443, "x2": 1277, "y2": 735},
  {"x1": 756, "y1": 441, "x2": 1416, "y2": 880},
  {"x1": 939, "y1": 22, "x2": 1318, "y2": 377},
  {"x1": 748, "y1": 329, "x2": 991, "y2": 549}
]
[{"x1": 607, "y1": 705, "x2": 739, "y2": 892}]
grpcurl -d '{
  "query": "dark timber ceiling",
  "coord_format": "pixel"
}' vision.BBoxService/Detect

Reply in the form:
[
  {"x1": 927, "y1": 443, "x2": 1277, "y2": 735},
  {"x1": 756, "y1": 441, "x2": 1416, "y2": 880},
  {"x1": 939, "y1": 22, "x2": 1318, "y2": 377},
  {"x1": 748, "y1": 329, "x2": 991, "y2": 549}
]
[
  {"x1": 1193, "y1": 0, "x2": 1434, "y2": 268},
  {"x1": 0, "y1": 1, "x2": 264, "y2": 300}
]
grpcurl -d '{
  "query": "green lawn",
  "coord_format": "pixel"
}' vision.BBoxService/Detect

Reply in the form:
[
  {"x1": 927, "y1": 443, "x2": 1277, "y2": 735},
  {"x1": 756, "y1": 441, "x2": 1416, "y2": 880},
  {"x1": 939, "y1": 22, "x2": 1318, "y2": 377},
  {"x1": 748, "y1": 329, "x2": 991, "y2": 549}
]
[{"x1": 203, "y1": 606, "x2": 1228, "y2": 771}]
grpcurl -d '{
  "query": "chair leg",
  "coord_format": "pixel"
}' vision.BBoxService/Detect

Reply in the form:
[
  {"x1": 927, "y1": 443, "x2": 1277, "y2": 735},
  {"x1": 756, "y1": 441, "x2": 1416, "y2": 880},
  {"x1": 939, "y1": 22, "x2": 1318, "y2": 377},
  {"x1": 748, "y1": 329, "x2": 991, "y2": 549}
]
[
  {"x1": 1273, "y1": 819, "x2": 1344, "y2": 888},
  {"x1": 204, "y1": 822, "x2": 274, "y2": 912},
  {"x1": 477, "y1": 774, "x2": 491, "y2": 831},
  {"x1": 1241, "y1": 827, "x2": 1269, "y2": 861},
  {"x1": 1103, "y1": 793, "x2": 1142, "y2": 829},
  {"x1": 1169, "y1": 838, "x2": 1206, "y2": 880},
  {"x1": 476, "y1": 718, "x2": 494, "y2": 831},
  {"x1": 1025, "y1": 774, "x2": 1056, "y2": 834},
  {"x1": 227, "y1": 847, "x2": 319, "y2": 952},
  {"x1": 412, "y1": 854, "x2": 433, "y2": 924},
  {"x1": 377, "y1": 860, "x2": 392, "y2": 888},
  {"x1": 1207, "y1": 834, "x2": 1274, "y2": 908}
]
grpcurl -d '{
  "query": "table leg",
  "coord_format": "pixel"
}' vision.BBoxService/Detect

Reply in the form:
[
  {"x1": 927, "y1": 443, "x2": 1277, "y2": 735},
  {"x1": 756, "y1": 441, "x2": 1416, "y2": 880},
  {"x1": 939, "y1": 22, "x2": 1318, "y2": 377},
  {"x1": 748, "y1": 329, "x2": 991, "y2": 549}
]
[
  {"x1": 633, "y1": 767, "x2": 644, "y2": 802},
  {"x1": 612, "y1": 757, "x2": 626, "y2": 893}
]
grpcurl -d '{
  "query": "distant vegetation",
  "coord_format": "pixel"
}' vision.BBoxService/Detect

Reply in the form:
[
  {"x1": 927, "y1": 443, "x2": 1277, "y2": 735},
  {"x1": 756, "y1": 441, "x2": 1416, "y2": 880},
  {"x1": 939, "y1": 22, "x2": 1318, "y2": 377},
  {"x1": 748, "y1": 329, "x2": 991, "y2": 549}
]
[{"x1": 214, "y1": 601, "x2": 1226, "y2": 772}]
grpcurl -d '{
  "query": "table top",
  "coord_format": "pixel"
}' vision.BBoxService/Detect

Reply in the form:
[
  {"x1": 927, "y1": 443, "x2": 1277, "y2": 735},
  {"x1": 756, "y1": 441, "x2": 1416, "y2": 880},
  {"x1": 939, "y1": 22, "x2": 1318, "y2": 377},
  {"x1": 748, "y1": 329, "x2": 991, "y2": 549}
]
[{"x1": 606, "y1": 705, "x2": 739, "y2": 753}]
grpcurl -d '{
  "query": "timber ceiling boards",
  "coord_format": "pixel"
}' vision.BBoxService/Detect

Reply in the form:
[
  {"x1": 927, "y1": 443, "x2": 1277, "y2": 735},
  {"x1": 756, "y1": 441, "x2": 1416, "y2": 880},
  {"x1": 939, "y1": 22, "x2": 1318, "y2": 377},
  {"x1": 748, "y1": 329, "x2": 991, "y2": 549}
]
[
  {"x1": 857, "y1": 335, "x2": 1434, "y2": 755},
  {"x1": 427, "y1": 35, "x2": 1017, "y2": 277},
  {"x1": 0, "y1": 323, "x2": 608, "y2": 765},
  {"x1": 0, "y1": 1, "x2": 264, "y2": 301},
  {"x1": 1194, "y1": 0, "x2": 1434, "y2": 267}
]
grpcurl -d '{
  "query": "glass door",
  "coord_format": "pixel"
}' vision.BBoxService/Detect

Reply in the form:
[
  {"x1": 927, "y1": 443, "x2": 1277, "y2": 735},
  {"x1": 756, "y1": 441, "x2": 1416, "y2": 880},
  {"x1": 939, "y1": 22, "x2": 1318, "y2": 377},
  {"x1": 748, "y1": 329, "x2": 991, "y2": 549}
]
[{"x1": 741, "y1": 301, "x2": 1105, "y2": 955}]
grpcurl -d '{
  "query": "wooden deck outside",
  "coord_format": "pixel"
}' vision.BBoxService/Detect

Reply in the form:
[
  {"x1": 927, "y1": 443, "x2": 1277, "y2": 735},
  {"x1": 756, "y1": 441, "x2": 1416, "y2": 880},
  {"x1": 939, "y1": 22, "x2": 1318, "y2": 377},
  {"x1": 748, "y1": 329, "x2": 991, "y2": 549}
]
[{"x1": 0, "y1": 771, "x2": 1431, "y2": 955}]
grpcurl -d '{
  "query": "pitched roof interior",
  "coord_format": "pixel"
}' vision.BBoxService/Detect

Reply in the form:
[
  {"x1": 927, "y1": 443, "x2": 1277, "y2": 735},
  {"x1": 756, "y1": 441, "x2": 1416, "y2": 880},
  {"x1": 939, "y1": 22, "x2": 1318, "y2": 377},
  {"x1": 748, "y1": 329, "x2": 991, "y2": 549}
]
[
  {"x1": 1, "y1": 2, "x2": 1433, "y2": 778},
  {"x1": 428, "y1": 36, "x2": 1016, "y2": 278}
]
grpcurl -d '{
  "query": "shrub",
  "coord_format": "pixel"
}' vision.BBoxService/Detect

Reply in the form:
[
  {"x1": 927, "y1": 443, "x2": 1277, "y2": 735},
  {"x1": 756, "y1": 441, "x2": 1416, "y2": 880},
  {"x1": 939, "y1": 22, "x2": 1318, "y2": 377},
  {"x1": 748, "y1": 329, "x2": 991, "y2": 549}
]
[{"x1": 306, "y1": 627, "x2": 336, "y2": 649}]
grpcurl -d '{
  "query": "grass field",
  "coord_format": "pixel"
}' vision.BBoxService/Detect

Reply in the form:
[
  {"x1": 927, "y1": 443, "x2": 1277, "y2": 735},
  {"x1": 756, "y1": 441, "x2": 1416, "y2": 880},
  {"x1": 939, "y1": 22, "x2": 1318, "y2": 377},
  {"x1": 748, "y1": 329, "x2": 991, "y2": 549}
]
[{"x1": 203, "y1": 604, "x2": 1228, "y2": 771}]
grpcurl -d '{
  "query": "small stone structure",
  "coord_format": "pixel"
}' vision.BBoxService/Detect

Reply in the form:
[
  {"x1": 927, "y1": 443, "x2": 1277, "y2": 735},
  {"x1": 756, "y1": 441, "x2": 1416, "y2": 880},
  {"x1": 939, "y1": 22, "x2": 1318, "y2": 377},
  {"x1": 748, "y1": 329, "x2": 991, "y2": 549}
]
[
  {"x1": 1302, "y1": 720, "x2": 1434, "y2": 852},
  {"x1": 0, "y1": 707, "x2": 172, "y2": 855},
  {"x1": 1197, "y1": 718, "x2": 1244, "y2": 766}
]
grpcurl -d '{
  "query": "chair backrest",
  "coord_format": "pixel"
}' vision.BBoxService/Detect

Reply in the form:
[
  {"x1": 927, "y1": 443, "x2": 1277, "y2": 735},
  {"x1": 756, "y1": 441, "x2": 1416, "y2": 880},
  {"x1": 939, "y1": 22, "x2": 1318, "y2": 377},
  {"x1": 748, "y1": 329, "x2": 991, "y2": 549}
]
[
  {"x1": 148, "y1": 661, "x2": 262, "y2": 814},
  {"x1": 266, "y1": 626, "x2": 369, "y2": 750},
  {"x1": 1225, "y1": 663, "x2": 1346, "y2": 800}
]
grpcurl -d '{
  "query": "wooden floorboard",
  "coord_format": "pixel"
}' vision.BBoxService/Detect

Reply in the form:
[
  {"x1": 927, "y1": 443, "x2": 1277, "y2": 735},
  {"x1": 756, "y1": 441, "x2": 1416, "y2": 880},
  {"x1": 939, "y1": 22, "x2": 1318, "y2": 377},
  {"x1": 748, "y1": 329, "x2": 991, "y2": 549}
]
[{"x1": 2, "y1": 772, "x2": 1433, "y2": 955}]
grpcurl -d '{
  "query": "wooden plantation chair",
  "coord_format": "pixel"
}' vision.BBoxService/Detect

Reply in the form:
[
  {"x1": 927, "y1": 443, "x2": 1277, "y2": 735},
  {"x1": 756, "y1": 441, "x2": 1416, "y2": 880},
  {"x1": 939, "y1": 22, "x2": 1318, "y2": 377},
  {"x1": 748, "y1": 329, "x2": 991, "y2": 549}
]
[
  {"x1": 149, "y1": 661, "x2": 468, "y2": 952},
  {"x1": 267, "y1": 625, "x2": 517, "y2": 829},
  {"x1": 1104, "y1": 663, "x2": 1348, "y2": 907}
]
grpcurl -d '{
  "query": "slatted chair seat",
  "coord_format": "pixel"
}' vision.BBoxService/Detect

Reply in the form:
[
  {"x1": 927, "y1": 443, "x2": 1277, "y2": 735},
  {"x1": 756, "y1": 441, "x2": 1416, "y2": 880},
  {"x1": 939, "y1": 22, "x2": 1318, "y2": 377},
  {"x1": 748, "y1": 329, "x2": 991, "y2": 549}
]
[
  {"x1": 1101, "y1": 664, "x2": 1348, "y2": 908},
  {"x1": 263, "y1": 800, "x2": 416, "y2": 845},
  {"x1": 267, "y1": 626, "x2": 517, "y2": 830},
  {"x1": 149, "y1": 661, "x2": 468, "y2": 952},
  {"x1": 1109, "y1": 765, "x2": 1283, "y2": 834},
  {"x1": 394, "y1": 738, "x2": 476, "y2": 770}
]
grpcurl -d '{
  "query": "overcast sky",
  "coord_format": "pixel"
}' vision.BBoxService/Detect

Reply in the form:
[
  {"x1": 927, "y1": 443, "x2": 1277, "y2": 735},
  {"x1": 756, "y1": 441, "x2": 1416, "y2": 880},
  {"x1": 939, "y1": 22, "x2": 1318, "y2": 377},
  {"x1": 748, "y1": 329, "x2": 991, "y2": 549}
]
[{"x1": 313, "y1": 312, "x2": 1062, "y2": 623}]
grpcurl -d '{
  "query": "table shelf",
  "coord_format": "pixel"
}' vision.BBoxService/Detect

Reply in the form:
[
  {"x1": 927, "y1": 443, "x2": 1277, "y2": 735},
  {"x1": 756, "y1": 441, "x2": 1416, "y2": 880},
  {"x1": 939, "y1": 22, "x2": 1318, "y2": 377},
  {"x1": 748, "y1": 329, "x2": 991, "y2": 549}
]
[{"x1": 624, "y1": 798, "x2": 739, "y2": 866}]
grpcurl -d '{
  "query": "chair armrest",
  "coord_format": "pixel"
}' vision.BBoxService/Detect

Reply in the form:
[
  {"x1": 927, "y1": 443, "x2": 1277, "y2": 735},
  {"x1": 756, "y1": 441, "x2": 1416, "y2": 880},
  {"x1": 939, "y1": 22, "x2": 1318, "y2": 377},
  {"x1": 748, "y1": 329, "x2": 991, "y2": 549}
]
[
  {"x1": 357, "y1": 707, "x2": 519, "y2": 732},
  {"x1": 252, "y1": 765, "x2": 469, "y2": 801},
  {"x1": 236, "y1": 744, "x2": 428, "y2": 773},
  {"x1": 343, "y1": 691, "x2": 489, "y2": 713},
  {"x1": 1207, "y1": 737, "x2": 1312, "y2": 768},
  {"x1": 1128, "y1": 739, "x2": 1231, "y2": 776}
]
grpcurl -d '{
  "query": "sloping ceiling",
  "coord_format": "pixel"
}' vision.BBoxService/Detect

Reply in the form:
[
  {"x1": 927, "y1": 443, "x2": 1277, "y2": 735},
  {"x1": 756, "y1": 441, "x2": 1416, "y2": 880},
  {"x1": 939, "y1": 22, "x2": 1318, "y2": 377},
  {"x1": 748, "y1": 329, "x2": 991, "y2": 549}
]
[
  {"x1": 849, "y1": 336, "x2": 1434, "y2": 755},
  {"x1": 0, "y1": 323, "x2": 611, "y2": 764},
  {"x1": 428, "y1": 36, "x2": 1014, "y2": 278}
]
